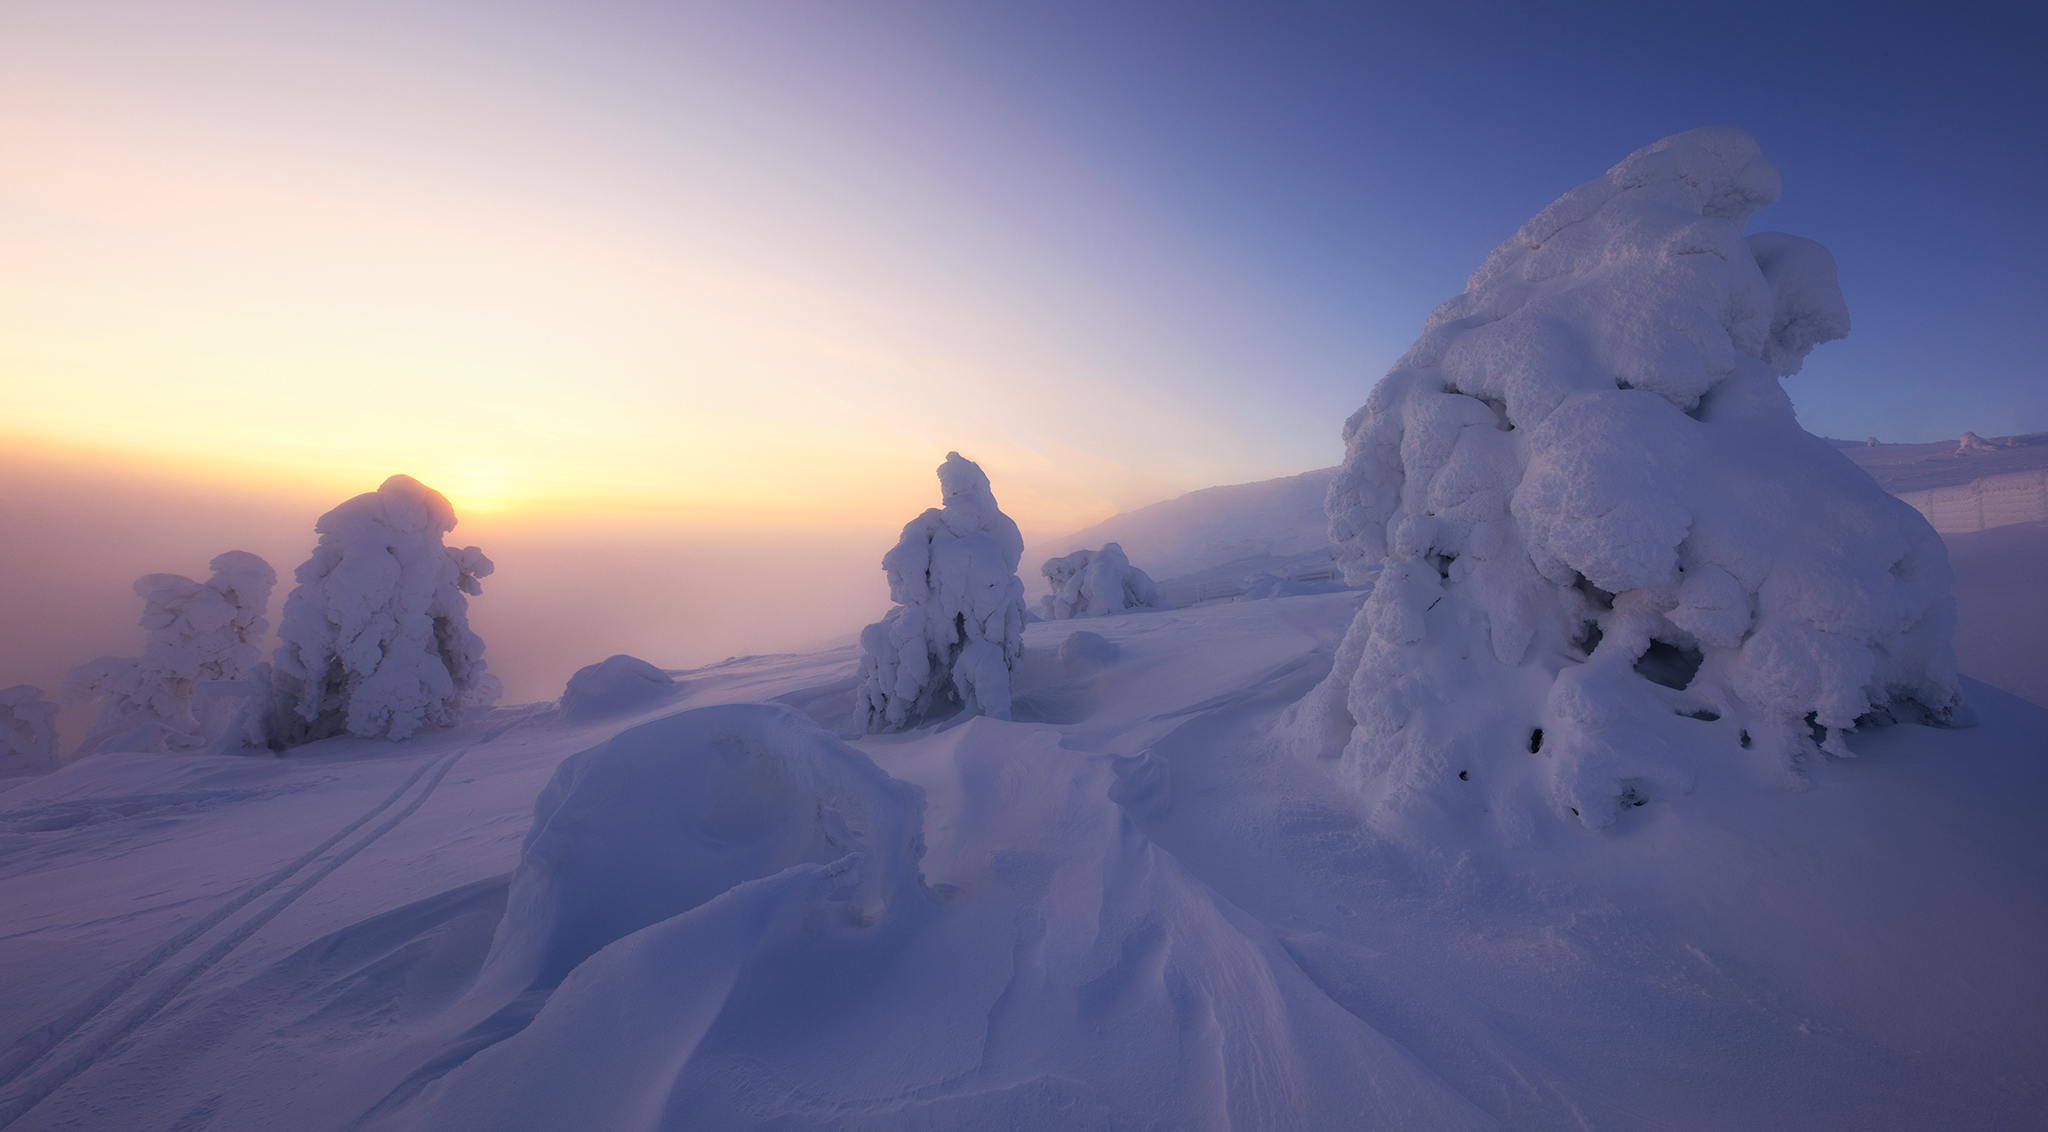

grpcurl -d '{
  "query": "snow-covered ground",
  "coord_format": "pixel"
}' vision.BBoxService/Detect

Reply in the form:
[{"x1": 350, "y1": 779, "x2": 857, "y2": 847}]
[
  {"x1": 1, "y1": 586, "x2": 2042, "y2": 1131},
  {"x1": 4, "y1": 126, "x2": 2044, "y2": 1131}
]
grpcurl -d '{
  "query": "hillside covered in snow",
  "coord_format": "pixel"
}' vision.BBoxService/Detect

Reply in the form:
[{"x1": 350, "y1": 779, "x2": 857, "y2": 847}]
[{"x1": 2, "y1": 129, "x2": 2044, "y2": 1132}]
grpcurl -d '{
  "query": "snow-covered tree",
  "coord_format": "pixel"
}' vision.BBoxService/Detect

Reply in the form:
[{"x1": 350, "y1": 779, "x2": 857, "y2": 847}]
[
  {"x1": 0, "y1": 686, "x2": 60, "y2": 776},
  {"x1": 61, "y1": 551, "x2": 277, "y2": 756},
  {"x1": 270, "y1": 474, "x2": 500, "y2": 744},
  {"x1": 1295, "y1": 128, "x2": 1958, "y2": 828},
  {"x1": 1040, "y1": 542, "x2": 1165, "y2": 619},
  {"x1": 856, "y1": 452, "x2": 1027, "y2": 731}
]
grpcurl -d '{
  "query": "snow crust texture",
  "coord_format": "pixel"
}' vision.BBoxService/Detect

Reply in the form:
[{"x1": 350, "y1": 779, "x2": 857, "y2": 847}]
[
  {"x1": 269, "y1": 475, "x2": 500, "y2": 744},
  {"x1": 59, "y1": 551, "x2": 276, "y2": 757},
  {"x1": 1039, "y1": 541, "x2": 1165, "y2": 619},
  {"x1": 1305, "y1": 127, "x2": 1959, "y2": 828},
  {"x1": 0, "y1": 685, "x2": 59, "y2": 776},
  {"x1": 855, "y1": 453, "x2": 1027, "y2": 731}
]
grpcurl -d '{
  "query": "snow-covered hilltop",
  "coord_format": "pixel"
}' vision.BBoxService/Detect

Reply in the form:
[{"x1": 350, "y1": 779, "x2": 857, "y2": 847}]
[{"x1": 0, "y1": 132, "x2": 2042, "y2": 1132}]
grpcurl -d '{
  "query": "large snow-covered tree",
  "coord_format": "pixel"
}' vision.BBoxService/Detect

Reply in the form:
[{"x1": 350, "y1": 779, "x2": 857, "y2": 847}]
[
  {"x1": 856, "y1": 452, "x2": 1027, "y2": 731},
  {"x1": 61, "y1": 551, "x2": 277, "y2": 756},
  {"x1": 1294, "y1": 128, "x2": 1958, "y2": 828},
  {"x1": 270, "y1": 474, "x2": 499, "y2": 744},
  {"x1": 1040, "y1": 542, "x2": 1165, "y2": 619}
]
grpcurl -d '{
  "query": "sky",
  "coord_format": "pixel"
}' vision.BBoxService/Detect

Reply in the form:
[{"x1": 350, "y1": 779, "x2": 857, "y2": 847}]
[{"x1": 4, "y1": 1, "x2": 2044, "y2": 715}]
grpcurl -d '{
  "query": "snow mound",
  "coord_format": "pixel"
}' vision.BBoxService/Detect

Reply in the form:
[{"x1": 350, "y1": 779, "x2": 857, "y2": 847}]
[
  {"x1": 1301, "y1": 127, "x2": 1958, "y2": 829},
  {"x1": 400, "y1": 717, "x2": 1492, "y2": 1132},
  {"x1": 1039, "y1": 541, "x2": 1165, "y2": 619},
  {"x1": 475, "y1": 703, "x2": 926, "y2": 996},
  {"x1": 268, "y1": 475, "x2": 500, "y2": 744},
  {"x1": 558, "y1": 654, "x2": 675, "y2": 719},
  {"x1": 60, "y1": 550, "x2": 276, "y2": 756},
  {"x1": 0, "y1": 685, "x2": 59, "y2": 777},
  {"x1": 855, "y1": 453, "x2": 1027, "y2": 731}
]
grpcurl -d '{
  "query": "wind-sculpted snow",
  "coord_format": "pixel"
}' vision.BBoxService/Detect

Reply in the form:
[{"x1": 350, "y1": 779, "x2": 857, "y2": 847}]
[
  {"x1": 59, "y1": 551, "x2": 276, "y2": 756},
  {"x1": 268, "y1": 475, "x2": 499, "y2": 745},
  {"x1": 395, "y1": 712, "x2": 1492, "y2": 1132},
  {"x1": 558, "y1": 654, "x2": 676, "y2": 720},
  {"x1": 855, "y1": 453, "x2": 1027, "y2": 731},
  {"x1": 1303, "y1": 127, "x2": 1958, "y2": 828},
  {"x1": 1039, "y1": 541, "x2": 1165, "y2": 619},
  {"x1": 0, "y1": 685, "x2": 60, "y2": 776},
  {"x1": 474, "y1": 703, "x2": 927, "y2": 996}
]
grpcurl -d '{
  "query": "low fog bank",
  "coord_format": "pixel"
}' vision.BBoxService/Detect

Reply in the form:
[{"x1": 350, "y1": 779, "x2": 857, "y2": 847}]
[{"x1": 0, "y1": 452, "x2": 893, "y2": 746}]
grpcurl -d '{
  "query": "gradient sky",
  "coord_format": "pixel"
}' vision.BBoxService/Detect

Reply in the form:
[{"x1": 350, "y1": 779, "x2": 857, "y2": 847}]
[{"x1": 4, "y1": 1, "x2": 2043, "y2": 707}]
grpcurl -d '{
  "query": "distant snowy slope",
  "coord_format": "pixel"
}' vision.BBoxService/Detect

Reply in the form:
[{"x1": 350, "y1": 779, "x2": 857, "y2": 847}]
[
  {"x1": 1838, "y1": 432, "x2": 2048, "y2": 494},
  {"x1": 1023, "y1": 466, "x2": 1338, "y2": 596},
  {"x1": 1838, "y1": 433, "x2": 2048, "y2": 533}
]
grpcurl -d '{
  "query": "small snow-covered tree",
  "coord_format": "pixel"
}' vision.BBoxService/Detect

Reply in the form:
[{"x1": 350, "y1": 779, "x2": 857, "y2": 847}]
[
  {"x1": 0, "y1": 686, "x2": 60, "y2": 776},
  {"x1": 270, "y1": 474, "x2": 500, "y2": 744},
  {"x1": 856, "y1": 452, "x2": 1026, "y2": 731},
  {"x1": 1040, "y1": 542, "x2": 1165, "y2": 619},
  {"x1": 1296, "y1": 128, "x2": 1958, "y2": 828},
  {"x1": 61, "y1": 551, "x2": 277, "y2": 756}
]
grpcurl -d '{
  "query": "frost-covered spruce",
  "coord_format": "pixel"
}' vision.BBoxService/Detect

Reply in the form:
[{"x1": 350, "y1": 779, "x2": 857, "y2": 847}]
[
  {"x1": 61, "y1": 551, "x2": 277, "y2": 756},
  {"x1": 856, "y1": 452, "x2": 1027, "y2": 731},
  {"x1": 1296, "y1": 127, "x2": 1958, "y2": 828},
  {"x1": 1040, "y1": 542, "x2": 1165, "y2": 619},
  {"x1": 0, "y1": 686, "x2": 60, "y2": 776},
  {"x1": 271, "y1": 475, "x2": 499, "y2": 744}
]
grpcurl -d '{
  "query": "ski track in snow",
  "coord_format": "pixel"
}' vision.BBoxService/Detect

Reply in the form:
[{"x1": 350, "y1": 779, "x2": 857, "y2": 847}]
[{"x1": 0, "y1": 717, "x2": 521, "y2": 1128}]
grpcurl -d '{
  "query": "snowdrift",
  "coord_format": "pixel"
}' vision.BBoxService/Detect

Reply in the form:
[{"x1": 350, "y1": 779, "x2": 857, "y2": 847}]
[{"x1": 392, "y1": 702, "x2": 1490, "y2": 1132}]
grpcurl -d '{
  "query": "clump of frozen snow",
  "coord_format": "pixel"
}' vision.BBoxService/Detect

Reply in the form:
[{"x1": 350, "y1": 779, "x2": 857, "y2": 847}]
[
  {"x1": 0, "y1": 685, "x2": 60, "y2": 776},
  {"x1": 1300, "y1": 127, "x2": 1958, "y2": 829},
  {"x1": 1039, "y1": 541, "x2": 1166, "y2": 619},
  {"x1": 267, "y1": 475, "x2": 500, "y2": 745},
  {"x1": 855, "y1": 452, "x2": 1027, "y2": 731},
  {"x1": 558, "y1": 654, "x2": 674, "y2": 720},
  {"x1": 60, "y1": 551, "x2": 277, "y2": 756}
]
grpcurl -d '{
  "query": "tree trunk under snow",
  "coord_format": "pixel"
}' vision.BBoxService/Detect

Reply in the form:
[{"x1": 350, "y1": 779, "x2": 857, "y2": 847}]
[{"x1": 1294, "y1": 127, "x2": 1959, "y2": 831}]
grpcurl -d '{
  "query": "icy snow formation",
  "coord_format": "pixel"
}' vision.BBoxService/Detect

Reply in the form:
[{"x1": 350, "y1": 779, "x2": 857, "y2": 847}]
[
  {"x1": 269, "y1": 475, "x2": 499, "y2": 745},
  {"x1": 475, "y1": 703, "x2": 926, "y2": 995},
  {"x1": 60, "y1": 551, "x2": 276, "y2": 756},
  {"x1": 397, "y1": 708, "x2": 1493, "y2": 1132},
  {"x1": 855, "y1": 452, "x2": 1027, "y2": 730},
  {"x1": 558, "y1": 654, "x2": 675, "y2": 720},
  {"x1": 0, "y1": 685, "x2": 60, "y2": 776},
  {"x1": 1300, "y1": 127, "x2": 1958, "y2": 828},
  {"x1": 1039, "y1": 541, "x2": 1166, "y2": 619}
]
